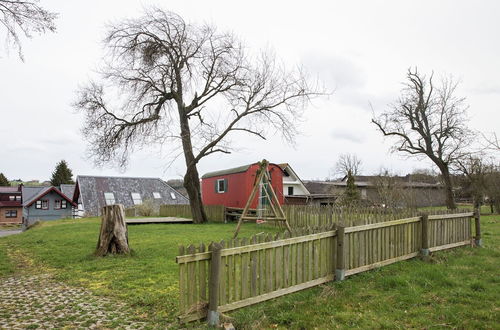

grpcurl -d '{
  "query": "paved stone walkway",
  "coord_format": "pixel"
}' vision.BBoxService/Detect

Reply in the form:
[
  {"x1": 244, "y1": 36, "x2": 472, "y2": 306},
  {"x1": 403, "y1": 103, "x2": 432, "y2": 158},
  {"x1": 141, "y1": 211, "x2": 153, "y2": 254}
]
[{"x1": 0, "y1": 274, "x2": 148, "y2": 329}]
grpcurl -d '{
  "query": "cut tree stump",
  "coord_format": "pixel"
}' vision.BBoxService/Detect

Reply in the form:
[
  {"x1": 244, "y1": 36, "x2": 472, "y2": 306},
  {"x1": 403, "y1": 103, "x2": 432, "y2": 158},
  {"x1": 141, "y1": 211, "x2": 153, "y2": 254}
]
[{"x1": 95, "y1": 204, "x2": 130, "y2": 256}]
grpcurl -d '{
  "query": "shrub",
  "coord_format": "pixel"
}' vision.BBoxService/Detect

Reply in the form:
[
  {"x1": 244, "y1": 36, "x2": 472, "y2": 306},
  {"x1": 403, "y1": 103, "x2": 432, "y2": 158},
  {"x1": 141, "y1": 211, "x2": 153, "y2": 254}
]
[{"x1": 136, "y1": 199, "x2": 157, "y2": 217}]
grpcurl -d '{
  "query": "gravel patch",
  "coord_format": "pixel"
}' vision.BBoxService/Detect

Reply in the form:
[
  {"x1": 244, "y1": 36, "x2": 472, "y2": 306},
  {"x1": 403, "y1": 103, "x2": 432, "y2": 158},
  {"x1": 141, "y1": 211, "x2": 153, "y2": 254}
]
[{"x1": 0, "y1": 274, "x2": 148, "y2": 329}]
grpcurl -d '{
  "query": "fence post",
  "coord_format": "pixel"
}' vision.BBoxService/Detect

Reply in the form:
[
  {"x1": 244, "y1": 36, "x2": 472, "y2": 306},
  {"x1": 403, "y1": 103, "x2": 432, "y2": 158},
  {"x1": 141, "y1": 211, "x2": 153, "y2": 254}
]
[
  {"x1": 207, "y1": 242, "x2": 222, "y2": 327},
  {"x1": 474, "y1": 208, "x2": 482, "y2": 247},
  {"x1": 420, "y1": 213, "x2": 430, "y2": 259},
  {"x1": 335, "y1": 225, "x2": 346, "y2": 281}
]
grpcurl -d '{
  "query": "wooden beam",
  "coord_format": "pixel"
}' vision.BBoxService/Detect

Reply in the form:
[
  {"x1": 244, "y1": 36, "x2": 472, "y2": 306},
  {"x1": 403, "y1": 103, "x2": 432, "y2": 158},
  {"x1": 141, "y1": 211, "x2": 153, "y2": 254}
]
[
  {"x1": 428, "y1": 212, "x2": 474, "y2": 220},
  {"x1": 344, "y1": 217, "x2": 421, "y2": 233},
  {"x1": 345, "y1": 252, "x2": 419, "y2": 276},
  {"x1": 428, "y1": 240, "x2": 471, "y2": 253}
]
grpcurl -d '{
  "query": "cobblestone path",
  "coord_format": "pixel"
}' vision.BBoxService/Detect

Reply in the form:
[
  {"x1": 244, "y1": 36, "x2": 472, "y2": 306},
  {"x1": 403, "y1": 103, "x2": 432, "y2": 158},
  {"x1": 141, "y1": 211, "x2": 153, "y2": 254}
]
[{"x1": 0, "y1": 274, "x2": 148, "y2": 329}]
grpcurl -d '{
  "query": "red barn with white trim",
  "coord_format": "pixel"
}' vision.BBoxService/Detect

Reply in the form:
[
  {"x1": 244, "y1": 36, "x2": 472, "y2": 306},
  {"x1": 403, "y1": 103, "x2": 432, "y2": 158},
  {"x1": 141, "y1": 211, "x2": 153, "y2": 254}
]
[{"x1": 201, "y1": 163, "x2": 284, "y2": 209}]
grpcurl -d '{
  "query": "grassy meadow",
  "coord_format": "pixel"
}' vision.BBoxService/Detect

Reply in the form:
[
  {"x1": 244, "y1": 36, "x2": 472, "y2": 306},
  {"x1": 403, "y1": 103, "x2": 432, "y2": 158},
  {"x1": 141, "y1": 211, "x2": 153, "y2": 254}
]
[{"x1": 0, "y1": 211, "x2": 498, "y2": 328}]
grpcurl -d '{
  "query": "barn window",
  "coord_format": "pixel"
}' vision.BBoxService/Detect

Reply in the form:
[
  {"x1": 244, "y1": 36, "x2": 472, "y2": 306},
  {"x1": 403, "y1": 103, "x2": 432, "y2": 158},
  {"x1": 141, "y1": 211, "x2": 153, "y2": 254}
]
[
  {"x1": 170, "y1": 192, "x2": 177, "y2": 200},
  {"x1": 15, "y1": 196, "x2": 21, "y2": 201},
  {"x1": 41, "y1": 200, "x2": 49, "y2": 210},
  {"x1": 153, "y1": 192, "x2": 161, "y2": 199},
  {"x1": 216, "y1": 179, "x2": 226, "y2": 193},
  {"x1": 131, "y1": 193, "x2": 142, "y2": 205},
  {"x1": 104, "y1": 192, "x2": 115, "y2": 205},
  {"x1": 288, "y1": 186, "x2": 294, "y2": 196},
  {"x1": 5, "y1": 210, "x2": 17, "y2": 218},
  {"x1": 61, "y1": 200, "x2": 67, "y2": 209},
  {"x1": 36, "y1": 200, "x2": 42, "y2": 209},
  {"x1": 55, "y1": 200, "x2": 61, "y2": 209}
]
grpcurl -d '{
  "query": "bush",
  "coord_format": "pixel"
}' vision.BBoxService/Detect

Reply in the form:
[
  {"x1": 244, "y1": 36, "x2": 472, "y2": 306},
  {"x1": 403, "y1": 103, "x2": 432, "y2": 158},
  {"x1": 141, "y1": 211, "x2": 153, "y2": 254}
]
[{"x1": 136, "y1": 199, "x2": 157, "y2": 217}]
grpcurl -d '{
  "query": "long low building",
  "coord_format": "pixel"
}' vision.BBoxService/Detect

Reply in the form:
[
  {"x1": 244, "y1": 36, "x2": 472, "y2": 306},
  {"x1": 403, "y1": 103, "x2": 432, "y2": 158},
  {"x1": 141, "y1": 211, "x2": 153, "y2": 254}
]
[
  {"x1": 305, "y1": 175, "x2": 446, "y2": 208},
  {"x1": 72, "y1": 175, "x2": 189, "y2": 216}
]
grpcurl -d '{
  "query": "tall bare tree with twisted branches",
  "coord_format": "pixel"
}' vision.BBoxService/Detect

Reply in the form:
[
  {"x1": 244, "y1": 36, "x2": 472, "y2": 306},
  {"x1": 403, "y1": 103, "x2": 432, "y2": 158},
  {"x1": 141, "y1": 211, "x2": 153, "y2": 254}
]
[
  {"x1": 74, "y1": 8, "x2": 321, "y2": 223},
  {"x1": 0, "y1": 0, "x2": 57, "y2": 60},
  {"x1": 372, "y1": 68, "x2": 474, "y2": 209}
]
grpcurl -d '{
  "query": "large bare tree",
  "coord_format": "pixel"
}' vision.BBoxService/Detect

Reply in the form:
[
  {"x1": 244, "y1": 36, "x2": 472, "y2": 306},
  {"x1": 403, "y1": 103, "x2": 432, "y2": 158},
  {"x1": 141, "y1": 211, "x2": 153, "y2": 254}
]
[
  {"x1": 372, "y1": 68, "x2": 474, "y2": 209},
  {"x1": 74, "y1": 8, "x2": 320, "y2": 223},
  {"x1": 0, "y1": 0, "x2": 57, "y2": 60}
]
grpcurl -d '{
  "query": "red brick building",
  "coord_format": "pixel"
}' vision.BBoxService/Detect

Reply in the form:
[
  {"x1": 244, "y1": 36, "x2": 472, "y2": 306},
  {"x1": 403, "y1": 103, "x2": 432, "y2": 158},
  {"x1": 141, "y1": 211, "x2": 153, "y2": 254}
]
[{"x1": 0, "y1": 186, "x2": 23, "y2": 224}]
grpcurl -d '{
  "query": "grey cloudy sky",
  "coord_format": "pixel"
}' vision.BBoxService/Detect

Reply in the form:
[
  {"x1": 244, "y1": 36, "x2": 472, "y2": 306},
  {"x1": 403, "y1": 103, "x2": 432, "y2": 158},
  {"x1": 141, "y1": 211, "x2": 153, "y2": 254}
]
[{"x1": 1, "y1": 0, "x2": 499, "y2": 181}]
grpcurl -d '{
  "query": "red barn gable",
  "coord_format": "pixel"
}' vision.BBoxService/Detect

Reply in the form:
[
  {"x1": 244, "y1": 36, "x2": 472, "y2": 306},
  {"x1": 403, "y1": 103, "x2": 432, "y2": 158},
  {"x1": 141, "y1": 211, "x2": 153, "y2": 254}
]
[{"x1": 201, "y1": 163, "x2": 284, "y2": 209}]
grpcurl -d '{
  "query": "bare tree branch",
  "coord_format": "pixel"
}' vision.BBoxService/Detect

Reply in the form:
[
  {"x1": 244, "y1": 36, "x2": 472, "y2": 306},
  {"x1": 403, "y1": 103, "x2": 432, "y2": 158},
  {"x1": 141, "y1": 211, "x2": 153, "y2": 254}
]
[{"x1": 0, "y1": 0, "x2": 57, "y2": 61}]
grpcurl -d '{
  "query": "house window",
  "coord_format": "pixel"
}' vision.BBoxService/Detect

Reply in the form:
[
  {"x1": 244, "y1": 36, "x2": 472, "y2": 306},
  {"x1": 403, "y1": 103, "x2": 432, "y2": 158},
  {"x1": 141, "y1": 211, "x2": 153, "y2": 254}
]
[
  {"x1": 15, "y1": 196, "x2": 21, "y2": 201},
  {"x1": 41, "y1": 200, "x2": 49, "y2": 210},
  {"x1": 131, "y1": 193, "x2": 142, "y2": 205},
  {"x1": 9, "y1": 195, "x2": 15, "y2": 201},
  {"x1": 153, "y1": 192, "x2": 161, "y2": 199},
  {"x1": 170, "y1": 192, "x2": 176, "y2": 200},
  {"x1": 36, "y1": 200, "x2": 42, "y2": 209},
  {"x1": 5, "y1": 210, "x2": 17, "y2": 218},
  {"x1": 104, "y1": 192, "x2": 115, "y2": 205},
  {"x1": 216, "y1": 179, "x2": 226, "y2": 193},
  {"x1": 288, "y1": 186, "x2": 294, "y2": 196},
  {"x1": 55, "y1": 200, "x2": 61, "y2": 209},
  {"x1": 61, "y1": 200, "x2": 67, "y2": 209}
]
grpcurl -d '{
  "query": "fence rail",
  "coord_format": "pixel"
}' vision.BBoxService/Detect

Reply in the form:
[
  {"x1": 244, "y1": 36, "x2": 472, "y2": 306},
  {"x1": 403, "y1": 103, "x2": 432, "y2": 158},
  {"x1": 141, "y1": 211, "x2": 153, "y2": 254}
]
[{"x1": 176, "y1": 210, "x2": 480, "y2": 323}]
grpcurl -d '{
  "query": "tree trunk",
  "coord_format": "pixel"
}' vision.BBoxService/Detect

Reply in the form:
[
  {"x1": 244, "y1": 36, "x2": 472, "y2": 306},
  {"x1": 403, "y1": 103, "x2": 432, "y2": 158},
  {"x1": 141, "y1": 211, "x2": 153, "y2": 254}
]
[
  {"x1": 437, "y1": 163, "x2": 457, "y2": 210},
  {"x1": 179, "y1": 109, "x2": 208, "y2": 224},
  {"x1": 184, "y1": 165, "x2": 208, "y2": 223},
  {"x1": 95, "y1": 204, "x2": 130, "y2": 256}
]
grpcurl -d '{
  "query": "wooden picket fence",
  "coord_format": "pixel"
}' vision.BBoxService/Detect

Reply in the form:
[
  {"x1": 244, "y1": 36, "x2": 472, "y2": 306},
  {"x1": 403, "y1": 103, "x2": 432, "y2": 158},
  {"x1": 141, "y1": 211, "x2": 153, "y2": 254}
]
[
  {"x1": 176, "y1": 210, "x2": 480, "y2": 323},
  {"x1": 159, "y1": 204, "x2": 225, "y2": 222}
]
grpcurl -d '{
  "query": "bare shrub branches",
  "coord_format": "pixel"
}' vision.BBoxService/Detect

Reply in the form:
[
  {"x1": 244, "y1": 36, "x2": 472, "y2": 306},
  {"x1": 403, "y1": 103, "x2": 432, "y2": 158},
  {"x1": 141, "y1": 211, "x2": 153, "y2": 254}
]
[{"x1": 0, "y1": 0, "x2": 57, "y2": 60}]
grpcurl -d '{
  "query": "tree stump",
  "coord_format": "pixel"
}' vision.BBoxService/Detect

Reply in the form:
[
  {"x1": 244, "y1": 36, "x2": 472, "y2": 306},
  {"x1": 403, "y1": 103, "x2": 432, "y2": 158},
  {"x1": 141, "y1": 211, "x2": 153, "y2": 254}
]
[{"x1": 95, "y1": 204, "x2": 130, "y2": 256}]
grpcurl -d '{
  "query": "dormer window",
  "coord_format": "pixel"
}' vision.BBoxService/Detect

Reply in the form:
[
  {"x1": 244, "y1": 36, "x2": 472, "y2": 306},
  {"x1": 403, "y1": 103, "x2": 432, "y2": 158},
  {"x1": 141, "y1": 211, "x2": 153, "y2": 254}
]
[
  {"x1": 131, "y1": 193, "x2": 142, "y2": 205},
  {"x1": 104, "y1": 192, "x2": 115, "y2": 205}
]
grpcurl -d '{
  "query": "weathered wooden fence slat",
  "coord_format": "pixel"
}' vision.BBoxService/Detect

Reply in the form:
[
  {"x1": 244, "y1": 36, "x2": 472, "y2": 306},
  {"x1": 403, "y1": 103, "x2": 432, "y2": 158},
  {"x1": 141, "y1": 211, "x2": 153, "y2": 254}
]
[{"x1": 177, "y1": 211, "x2": 476, "y2": 323}]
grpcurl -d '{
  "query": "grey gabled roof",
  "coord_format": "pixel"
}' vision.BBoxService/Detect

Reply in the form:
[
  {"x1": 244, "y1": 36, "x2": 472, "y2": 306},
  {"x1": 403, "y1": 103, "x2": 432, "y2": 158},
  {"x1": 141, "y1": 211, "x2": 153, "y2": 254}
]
[
  {"x1": 201, "y1": 164, "x2": 253, "y2": 179},
  {"x1": 75, "y1": 175, "x2": 189, "y2": 216},
  {"x1": 60, "y1": 184, "x2": 75, "y2": 199},
  {"x1": 22, "y1": 186, "x2": 49, "y2": 206},
  {"x1": 22, "y1": 186, "x2": 75, "y2": 207}
]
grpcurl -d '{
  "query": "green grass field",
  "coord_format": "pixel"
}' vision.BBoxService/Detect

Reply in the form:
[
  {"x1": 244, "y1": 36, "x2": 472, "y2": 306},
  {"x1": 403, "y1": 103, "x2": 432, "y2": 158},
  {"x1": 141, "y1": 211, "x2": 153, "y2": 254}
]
[{"x1": 0, "y1": 212, "x2": 498, "y2": 328}]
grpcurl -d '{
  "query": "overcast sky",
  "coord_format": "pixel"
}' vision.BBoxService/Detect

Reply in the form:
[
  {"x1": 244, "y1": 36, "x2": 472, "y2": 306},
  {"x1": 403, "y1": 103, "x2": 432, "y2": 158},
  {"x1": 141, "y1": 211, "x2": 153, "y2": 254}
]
[{"x1": 1, "y1": 0, "x2": 499, "y2": 182}]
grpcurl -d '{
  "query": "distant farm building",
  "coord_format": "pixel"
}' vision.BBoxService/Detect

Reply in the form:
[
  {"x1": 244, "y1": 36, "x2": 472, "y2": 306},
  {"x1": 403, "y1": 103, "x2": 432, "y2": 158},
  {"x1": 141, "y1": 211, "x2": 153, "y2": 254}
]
[
  {"x1": 72, "y1": 175, "x2": 189, "y2": 216},
  {"x1": 305, "y1": 175, "x2": 446, "y2": 207}
]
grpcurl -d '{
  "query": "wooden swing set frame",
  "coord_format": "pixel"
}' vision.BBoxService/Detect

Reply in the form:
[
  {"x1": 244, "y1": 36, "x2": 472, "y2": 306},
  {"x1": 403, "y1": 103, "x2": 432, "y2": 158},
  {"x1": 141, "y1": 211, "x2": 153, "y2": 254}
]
[{"x1": 233, "y1": 159, "x2": 292, "y2": 238}]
